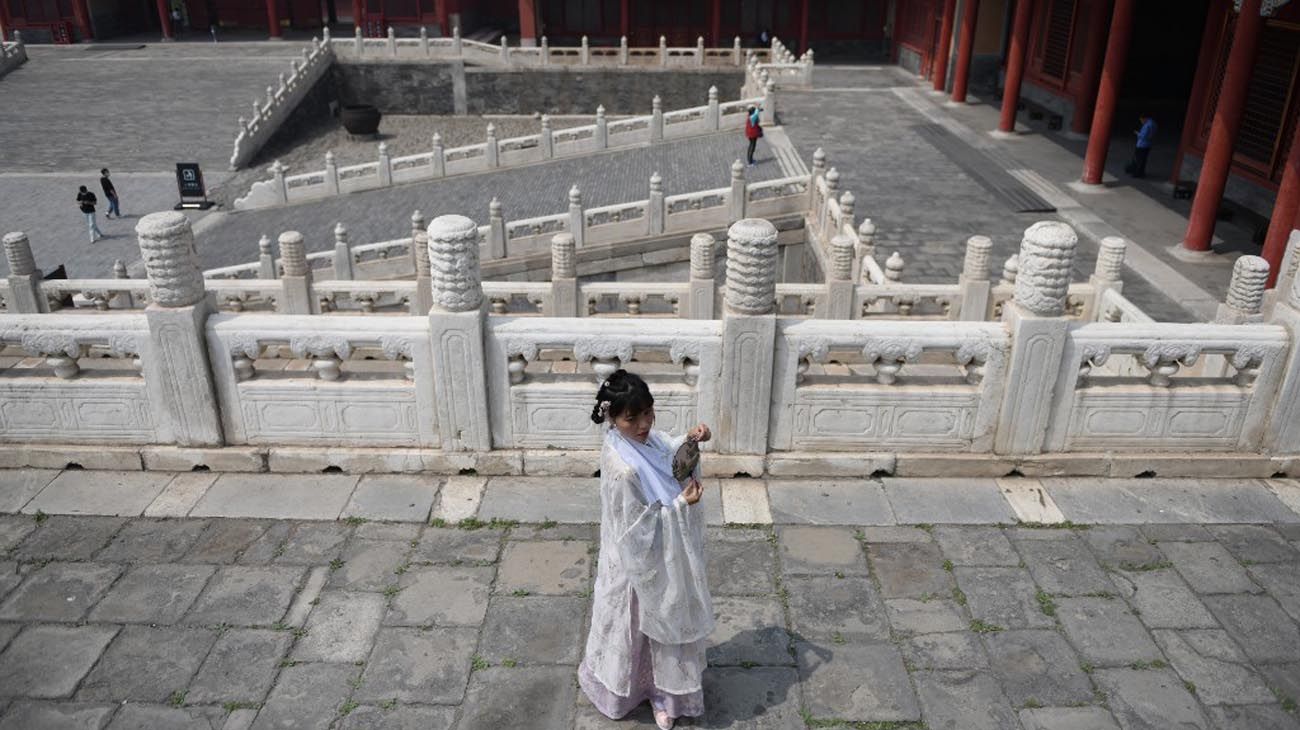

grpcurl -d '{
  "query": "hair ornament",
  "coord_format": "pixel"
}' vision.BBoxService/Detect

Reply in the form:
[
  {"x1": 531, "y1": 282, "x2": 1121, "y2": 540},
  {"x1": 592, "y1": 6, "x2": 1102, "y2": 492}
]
[{"x1": 598, "y1": 400, "x2": 612, "y2": 419}]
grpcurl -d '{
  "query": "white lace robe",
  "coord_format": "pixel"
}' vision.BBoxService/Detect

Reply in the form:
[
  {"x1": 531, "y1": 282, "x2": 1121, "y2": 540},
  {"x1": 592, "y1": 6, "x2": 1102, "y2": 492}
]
[{"x1": 581, "y1": 430, "x2": 714, "y2": 696}]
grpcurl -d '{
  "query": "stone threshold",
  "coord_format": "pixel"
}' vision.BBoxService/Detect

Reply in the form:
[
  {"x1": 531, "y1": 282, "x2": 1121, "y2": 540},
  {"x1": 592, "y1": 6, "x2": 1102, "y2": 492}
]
[{"x1": 0, "y1": 444, "x2": 1294, "y2": 479}]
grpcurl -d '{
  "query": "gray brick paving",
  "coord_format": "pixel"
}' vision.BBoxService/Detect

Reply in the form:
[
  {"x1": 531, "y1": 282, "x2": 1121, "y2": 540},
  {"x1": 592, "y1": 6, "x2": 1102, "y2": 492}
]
[{"x1": 0, "y1": 512, "x2": 1295, "y2": 727}]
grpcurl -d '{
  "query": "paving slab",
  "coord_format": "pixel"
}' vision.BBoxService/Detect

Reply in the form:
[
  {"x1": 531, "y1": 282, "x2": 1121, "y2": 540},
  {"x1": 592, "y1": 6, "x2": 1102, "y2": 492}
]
[
  {"x1": 1019, "y1": 706, "x2": 1122, "y2": 730},
  {"x1": 1152, "y1": 628, "x2": 1274, "y2": 706},
  {"x1": 1258, "y1": 663, "x2": 1300, "y2": 705},
  {"x1": 776, "y1": 526, "x2": 867, "y2": 575},
  {"x1": 1202, "y1": 593, "x2": 1300, "y2": 664},
  {"x1": 904, "y1": 631, "x2": 986, "y2": 671},
  {"x1": 342, "y1": 474, "x2": 440, "y2": 523},
  {"x1": 933, "y1": 525, "x2": 1020, "y2": 566},
  {"x1": 783, "y1": 574, "x2": 889, "y2": 641},
  {"x1": 456, "y1": 666, "x2": 576, "y2": 730},
  {"x1": 720, "y1": 479, "x2": 772, "y2": 524},
  {"x1": 497, "y1": 539, "x2": 592, "y2": 595},
  {"x1": 0, "y1": 624, "x2": 118, "y2": 698},
  {"x1": 0, "y1": 561, "x2": 123, "y2": 622},
  {"x1": 236, "y1": 522, "x2": 295, "y2": 565},
  {"x1": 795, "y1": 641, "x2": 920, "y2": 722},
  {"x1": 1108, "y1": 567, "x2": 1217, "y2": 629},
  {"x1": 1206, "y1": 704, "x2": 1300, "y2": 730},
  {"x1": 765, "y1": 479, "x2": 895, "y2": 525},
  {"x1": 0, "y1": 701, "x2": 116, "y2": 730},
  {"x1": 1248, "y1": 562, "x2": 1300, "y2": 623},
  {"x1": 292, "y1": 590, "x2": 386, "y2": 663},
  {"x1": 0, "y1": 470, "x2": 59, "y2": 513},
  {"x1": 251, "y1": 661, "x2": 359, "y2": 730},
  {"x1": 338, "y1": 705, "x2": 457, "y2": 730},
  {"x1": 431, "y1": 476, "x2": 486, "y2": 523},
  {"x1": 386, "y1": 565, "x2": 494, "y2": 627},
  {"x1": 697, "y1": 666, "x2": 803, "y2": 729},
  {"x1": 1015, "y1": 535, "x2": 1113, "y2": 595},
  {"x1": 1056, "y1": 596, "x2": 1161, "y2": 667},
  {"x1": 1207, "y1": 525, "x2": 1298, "y2": 564},
  {"x1": 103, "y1": 704, "x2": 225, "y2": 729},
  {"x1": 143, "y1": 473, "x2": 219, "y2": 518},
  {"x1": 1082, "y1": 525, "x2": 1167, "y2": 570},
  {"x1": 707, "y1": 596, "x2": 793, "y2": 667},
  {"x1": 859, "y1": 525, "x2": 934, "y2": 542},
  {"x1": 181, "y1": 519, "x2": 270, "y2": 563},
  {"x1": 184, "y1": 565, "x2": 306, "y2": 626},
  {"x1": 881, "y1": 478, "x2": 1015, "y2": 524},
  {"x1": 190, "y1": 473, "x2": 359, "y2": 520},
  {"x1": 272, "y1": 522, "x2": 351, "y2": 565},
  {"x1": 409, "y1": 526, "x2": 503, "y2": 564},
  {"x1": 1160, "y1": 541, "x2": 1261, "y2": 594},
  {"x1": 1140, "y1": 523, "x2": 1215, "y2": 542},
  {"x1": 95, "y1": 517, "x2": 210, "y2": 562},
  {"x1": 327, "y1": 538, "x2": 412, "y2": 592},
  {"x1": 572, "y1": 700, "x2": 659, "y2": 729},
  {"x1": 884, "y1": 597, "x2": 968, "y2": 635},
  {"x1": 912, "y1": 669, "x2": 1019, "y2": 730},
  {"x1": 1094, "y1": 667, "x2": 1211, "y2": 730},
  {"x1": 76, "y1": 625, "x2": 216, "y2": 702},
  {"x1": 88, "y1": 563, "x2": 216, "y2": 624},
  {"x1": 0, "y1": 516, "x2": 36, "y2": 554},
  {"x1": 867, "y1": 541, "x2": 952, "y2": 598},
  {"x1": 1041, "y1": 478, "x2": 1300, "y2": 524},
  {"x1": 355, "y1": 627, "x2": 477, "y2": 703},
  {"x1": 983, "y1": 629, "x2": 1094, "y2": 706},
  {"x1": 21, "y1": 471, "x2": 171, "y2": 517},
  {"x1": 187, "y1": 628, "x2": 293, "y2": 704},
  {"x1": 476, "y1": 477, "x2": 600, "y2": 524},
  {"x1": 477, "y1": 596, "x2": 586, "y2": 664},
  {"x1": 704, "y1": 533, "x2": 776, "y2": 595},
  {"x1": 998, "y1": 477, "x2": 1066, "y2": 524},
  {"x1": 953, "y1": 566, "x2": 1055, "y2": 629}
]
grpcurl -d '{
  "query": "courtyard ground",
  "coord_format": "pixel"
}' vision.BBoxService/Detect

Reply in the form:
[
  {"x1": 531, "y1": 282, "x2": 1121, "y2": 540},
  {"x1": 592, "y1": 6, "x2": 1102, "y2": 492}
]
[{"x1": 0, "y1": 470, "x2": 1298, "y2": 729}]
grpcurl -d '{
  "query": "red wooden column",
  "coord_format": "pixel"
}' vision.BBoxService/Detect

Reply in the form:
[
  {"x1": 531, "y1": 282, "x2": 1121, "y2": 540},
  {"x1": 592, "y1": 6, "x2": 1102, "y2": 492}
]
[
  {"x1": 950, "y1": 0, "x2": 981, "y2": 103},
  {"x1": 1071, "y1": 0, "x2": 1112, "y2": 134},
  {"x1": 997, "y1": 0, "x2": 1034, "y2": 132},
  {"x1": 517, "y1": 0, "x2": 537, "y2": 45},
  {"x1": 1171, "y1": 3, "x2": 1225, "y2": 182},
  {"x1": 620, "y1": 0, "x2": 629, "y2": 39},
  {"x1": 436, "y1": 0, "x2": 449, "y2": 35},
  {"x1": 1182, "y1": 0, "x2": 1265, "y2": 252},
  {"x1": 1263, "y1": 122, "x2": 1300, "y2": 287},
  {"x1": 0, "y1": 1, "x2": 10, "y2": 41},
  {"x1": 155, "y1": 0, "x2": 175, "y2": 39},
  {"x1": 932, "y1": 0, "x2": 958, "y2": 91},
  {"x1": 710, "y1": 0, "x2": 721, "y2": 45},
  {"x1": 1080, "y1": 0, "x2": 1135, "y2": 184},
  {"x1": 72, "y1": 0, "x2": 94, "y2": 39},
  {"x1": 799, "y1": 0, "x2": 809, "y2": 54},
  {"x1": 265, "y1": 0, "x2": 283, "y2": 38}
]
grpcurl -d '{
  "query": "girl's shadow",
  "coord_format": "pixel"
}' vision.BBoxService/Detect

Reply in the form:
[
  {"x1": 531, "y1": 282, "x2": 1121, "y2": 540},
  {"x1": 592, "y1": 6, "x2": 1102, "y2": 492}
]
[{"x1": 695, "y1": 630, "x2": 831, "y2": 728}]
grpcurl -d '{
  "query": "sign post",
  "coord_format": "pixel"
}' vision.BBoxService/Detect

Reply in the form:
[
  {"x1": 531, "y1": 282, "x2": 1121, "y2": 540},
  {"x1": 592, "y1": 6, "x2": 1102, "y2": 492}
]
[{"x1": 173, "y1": 162, "x2": 215, "y2": 210}]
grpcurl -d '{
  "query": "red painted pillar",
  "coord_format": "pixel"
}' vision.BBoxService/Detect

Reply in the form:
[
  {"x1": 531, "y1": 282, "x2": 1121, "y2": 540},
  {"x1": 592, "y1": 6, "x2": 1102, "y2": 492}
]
[
  {"x1": 997, "y1": 0, "x2": 1034, "y2": 133},
  {"x1": 436, "y1": 0, "x2": 449, "y2": 35},
  {"x1": 620, "y1": 0, "x2": 629, "y2": 39},
  {"x1": 265, "y1": 0, "x2": 282, "y2": 38},
  {"x1": 155, "y1": 0, "x2": 175, "y2": 39},
  {"x1": 1080, "y1": 0, "x2": 1134, "y2": 185},
  {"x1": 0, "y1": 0, "x2": 10, "y2": 41},
  {"x1": 1262, "y1": 123, "x2": 1300, "y2": 288},
  {"x1": 950, "y1": 0, "x2": 981, "y2": 103},
  {"x1": 1183, "y1": 0, "x2": 1265, "y2": 252},
  {"x1": 1171, "y1": 2, "x2": 1225, "y2": 183},
  {"x1": 799, "y1": 0, "x2": 809, "y2": 55},
  {"x1": 710, "y1": 0, "x2": 721, "y2": 45},
  {"x1": 932, "y1": 0, "x2": 957, "y2": 91},
  {"x1": 72, "y1": 0, "x2": 94, "y2": 39},
  {"x1": 517, "y1": 0, "x2": 536, "y2": 45},
  {"x1": 1071, "y1": 0, "x2": 1111, "y2": 134}
]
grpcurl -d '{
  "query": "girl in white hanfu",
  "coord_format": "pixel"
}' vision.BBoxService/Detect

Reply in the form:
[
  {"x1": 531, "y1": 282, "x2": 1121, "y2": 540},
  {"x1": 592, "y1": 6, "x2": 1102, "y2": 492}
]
[{"x1": 578, "y1": 369, "x2": 714, "y2": 730}]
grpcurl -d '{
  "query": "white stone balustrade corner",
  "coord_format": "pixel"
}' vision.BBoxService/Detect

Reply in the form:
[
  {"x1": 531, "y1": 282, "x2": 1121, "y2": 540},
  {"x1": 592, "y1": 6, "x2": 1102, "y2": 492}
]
[
  {"x1": 229, "y1": 38, "x2": 332, "y2": 170},
  {"x1": 720, "y1": 218, "x2": 780, "y2": 454},
  {"x1": 3, "y1": 232, "x2": 47, "y2": 313},
  {"x1": 426, "y1": 214, "x2": 491, "y2": 450}
]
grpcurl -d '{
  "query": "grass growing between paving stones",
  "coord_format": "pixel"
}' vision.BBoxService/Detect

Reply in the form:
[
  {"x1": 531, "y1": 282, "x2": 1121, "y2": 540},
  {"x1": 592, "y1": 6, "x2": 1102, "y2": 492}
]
[
  {"x1": 338, "y1": 700, "x2": 359, "y2": 717},
  {"x1": 1035, "y1": 590, "x2": 1057, "y2": 617},
  {"x1": 800, "y1": 712, "x2": 927, "y2": 729},
  {"x1": 471, "y1": 655, "x2": 490, "y2": 672},
  {"x1": 969, "y1": 619, "x2": 1004, "y2": 634},
  {"x1": 378, "y1": 698, "x2": 398, "y2": 710},
  {"x1": 343, "y1": 516, "x2": 367, "y2": 526},
  {"x1": 1014, "y1": 520, "x2": 1090, "y2": 530},
  {"x1": 222, "y1": 701, "x2": 261, "y2": 713},
  {"x1": 1274, "y1": 687, "x2": 1298, "y2": 713},
  {"x1": 168, "y1": 690, "x2": 187, "y2": 707},
  {"x1": 1128, "y1": 659, "x2": 1168, "y2": 670},
  {"x1": 1116, "y1": 560, "x2": 1173, "y2": 572},
  {"x1": 951, "y1": 587, "x2": 967, "y2": 606}
]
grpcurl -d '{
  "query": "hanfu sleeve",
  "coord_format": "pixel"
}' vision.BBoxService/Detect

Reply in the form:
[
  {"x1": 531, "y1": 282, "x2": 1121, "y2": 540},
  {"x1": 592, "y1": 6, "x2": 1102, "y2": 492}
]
[{"x1": 608, "y1": 464, "x2": 714, "y2": 645}]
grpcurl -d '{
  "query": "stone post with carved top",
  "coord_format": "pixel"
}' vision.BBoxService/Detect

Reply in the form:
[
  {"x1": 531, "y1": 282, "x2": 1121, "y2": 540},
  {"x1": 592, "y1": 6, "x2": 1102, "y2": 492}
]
[
  {"x1": 822, "y1": 233, "x2": 855, "y2": 319},
  {"x1": 550, "y1": 233, "x2": 578, "y2": 316},
  {"x1": 1086, "y1": 236, "x2": 1126, "y2": 321},
  {"x1": 1216, "y1": 255, "x2": 1269, "y2": 325},
  {"x1": 135, "y1": 211, "x2": 223, "y2": 446},
  {"x1": 276, "y1": 230, "x2": 316, "y2": 314},
  {"x1": 427, "y1": 214, "x2": 491, "y2": 450},
  {"x1": 1265, "y1": 251, "x2": 1300, "y2": 453},
  {"x1": 957, "y1": 235, "x2": 993, "y2": 321},
  {"x1": 688, "y1": 232, "x2": 716, "y2": 320},
  {"x1": 719, "y1": 218, "x2": 779, "y2": 456},
  {"x1": 3, "y1": 232, "x2": 47, "y2": 313},
  {"x1": 995, "y1": 221, "x2": 1077, "y2": 455}
]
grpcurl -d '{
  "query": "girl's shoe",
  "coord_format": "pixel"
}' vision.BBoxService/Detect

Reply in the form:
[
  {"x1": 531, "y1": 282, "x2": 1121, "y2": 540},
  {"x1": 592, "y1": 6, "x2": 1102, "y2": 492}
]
[{"x1": 653, "y1": 709, "x2": 674, "y2": 729}]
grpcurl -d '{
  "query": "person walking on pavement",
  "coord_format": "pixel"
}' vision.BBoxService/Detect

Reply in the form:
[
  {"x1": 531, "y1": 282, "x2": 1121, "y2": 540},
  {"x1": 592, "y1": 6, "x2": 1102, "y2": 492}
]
[
  {"x1": 745, "y1": 105, "x2": 763, "y2": 166},
  {"x1": 1127, "y1": 113, "x2": 1157, "y2": 179},
  {"x1": 100, "y1": 168, "x2": 121, "y2": 219},
  {"x1": 77, "y1": 185, "x2": 104, "y2": 243}
]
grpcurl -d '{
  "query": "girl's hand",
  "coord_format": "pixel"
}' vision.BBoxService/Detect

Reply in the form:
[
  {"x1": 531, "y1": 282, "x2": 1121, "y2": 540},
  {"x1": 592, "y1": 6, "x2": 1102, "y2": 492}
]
[
  {"x1": 682, "y1": 478, "x2": 703, "y2": 505},
  {"x1": 688, "y1": 424, "x2": 712, "y2": 443}
]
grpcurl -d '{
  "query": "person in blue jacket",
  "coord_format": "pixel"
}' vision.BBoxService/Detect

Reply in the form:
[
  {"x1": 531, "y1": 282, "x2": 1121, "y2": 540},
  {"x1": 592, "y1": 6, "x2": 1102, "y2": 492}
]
[{"x1": 1128, "y1": 113, "x2": 1157, "y2": 179}]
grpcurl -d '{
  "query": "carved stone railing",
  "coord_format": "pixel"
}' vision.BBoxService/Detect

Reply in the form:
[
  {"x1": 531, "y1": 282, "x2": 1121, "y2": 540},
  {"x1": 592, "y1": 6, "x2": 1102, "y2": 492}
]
[{"x1": 228, "y1": 38, "x2": 333, "y2": 170}]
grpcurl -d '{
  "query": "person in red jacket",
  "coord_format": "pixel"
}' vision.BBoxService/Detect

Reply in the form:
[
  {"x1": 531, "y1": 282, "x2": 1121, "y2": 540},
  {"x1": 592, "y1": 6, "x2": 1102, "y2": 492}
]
[{"x1": 744, "y1": 105, "x2": 763, "y2": 166}]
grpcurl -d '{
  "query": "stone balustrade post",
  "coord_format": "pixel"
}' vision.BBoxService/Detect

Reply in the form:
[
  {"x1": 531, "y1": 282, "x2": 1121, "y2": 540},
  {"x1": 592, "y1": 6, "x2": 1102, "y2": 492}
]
[
  {"x1": 270, "y1": 160, "x2": 288, "y2": 204},
  {"x1": 811, "y1": 147, "x2": 827, "y2": 185},
  {"x1": 409, "y1": 230, "x2": 433, "y2": 315},
  {"x1": 377, "y1": 142, "x2": 392, "y2": 186},
  {"x1": 707, "y1": 85, "x2": 720, "y2": 129},
  {"x1": 580, "y1": 35, "x2": 590, "y2": 65},
  {"x1": 2, "y1": 232, "x2": 46, "y2": 313},
  {"x1": 452, "y1": 25, "x2": 461, "y2": 55},
  {"x1": 540, "y1": 36, "x2": 549, "y2": 65},
  {"x1": 1266, "y1": 258, "x2": 1300, "y2": 452},
  {"x1": 1265, "y1": 230, "x2": 1300, "y2": 316},
  {"x1": 818, "y1": 167, "x2": 839, "y2": 234},
  {"x1": 957, "y1": 235, "x2": 993, "y2": 321},
  {"x1": 619, "y1": 35, "x2": 629, "y2": 65},
  {"x1": 855, "y1": 218, "x2": 876, "y2": 283},
  {"x1": 696, "y1": 36, "x2": 705, "y2": 66},
  {"x1": 431, "y1": 133, "x2": 446, "y2": 177},
  {"x1": 408, "y1": 210, "x2": 426, "y2": 272},
  {"x1": 426, "y1": 214, "x2": 491, "y2": 450},
  {"x1": 733, "y1": 36, "x2": 742, "y2": 65},
  {"x1": 499, "y1": 36, "x2": 509, "y2": 63},
  {"x1": 485, "y1": 123, "x2": 499, "y2": 167},
  {"x1": 995, "y1": 221, "x2": 1078, "y2": 455},
  {"x1": 419, "y1": 26, "x2": 429, "y2": 55},
  {"x1": 823, "y1": 234, "x2": 856, "y2": 319},
  {"x1": 135, "y1": 212, "x2": 223, "y2": 446},
  {"x1": 648, "y1": 172, "x2": 665, "y2": 235},
  {"x1": 1215, "y1": 255, "x2": 1270, "y2": 325},
  {"x1": 324, "y1": 151, "x2": 339, "y2": 195},
  {"x1": 257, "y1": 235, "x2": 275, "y2": 279},
  {"x1": 539, "y1": 115, "x2": 554, "y2": 159},
  {"x1": 1086, "y1": 236, "x2": 1126, "y2": 320},
  {"x1": 354, "y1": 26, "x2": 363, "y2": 54},
  {"x1": 729, "y1": 160, "x2": 747, "y2": 223},
  {"x1": 720, "y1": 218, "x2": 780, "y2": 454},
  {"x1": 651, "y1": 95, "x2": 664, "y2": 142},
  {"x1": 276, "y1": 230, "x2": 316, "y2": 314},
  {"x1": 488, "y1": 197, "x2": 507, "y2": 259},
  {"x1": 595, "y1": 105, "x2": 608, "y2": 149},
  {"x1": 688, "y1": 233, "x2": 716, "y2": 319},
  {"x1": 659, "y1": 35, "x2": 668, "y2": 66},
  {"x1": 550, "y1": 233, "x2": 579, "y2": 316},
  {"x1": 762, "y1": 81, "x2": 776, "y2": 125},
  {"x1": 387, "y1": 26, "x2": 396, "y2": 56},
  {"x1": 113, "y1": 258, "x2": 134, "y2": 309},
  {"x1": 568, "y1": 185, "x2": 585, "y2": 248},
  {"x1": 838, "y1": 190, "x2": 855, "y2": 232},
  {"x1": 332, "y1": 222, "x2": 354, "y2": 280},
  {"x1": 884, "y1": 252, "x2": 905, "y2": 282}
]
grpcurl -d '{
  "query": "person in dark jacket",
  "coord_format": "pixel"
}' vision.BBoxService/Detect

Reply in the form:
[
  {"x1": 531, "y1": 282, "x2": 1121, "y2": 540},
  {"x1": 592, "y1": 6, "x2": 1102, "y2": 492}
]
[
  {"x1": 744, "y1": 106, "x2": 763, "y2": 166},
  {"x1": 100, "y1": 168, "x2": 121, "y2": 219},
  {"x1": 77, "y1": 185, "x2": 104, "y2": 243}
]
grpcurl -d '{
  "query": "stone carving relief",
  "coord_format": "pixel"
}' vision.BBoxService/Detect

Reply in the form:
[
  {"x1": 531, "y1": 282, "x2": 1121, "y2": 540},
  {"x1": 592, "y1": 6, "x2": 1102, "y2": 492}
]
[
  {"x1": 1013, "y1": 221, "x2": 1077, "y2": 317},
  {"x1": 427, "y1": 215, "x2": 484, "y2": 313},
  {"x1": 724, "y1": 218, "x2": 779, "y2": 315},
  {"x1": 136, "y1": 212, "x2": 205, "y2": 307},
  {"x1": 861, "y1": 337, "x2": 923, "y2": 385}
]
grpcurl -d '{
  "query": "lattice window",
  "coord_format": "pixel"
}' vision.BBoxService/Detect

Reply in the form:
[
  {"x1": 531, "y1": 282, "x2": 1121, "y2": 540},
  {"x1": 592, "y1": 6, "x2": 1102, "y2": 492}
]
[
  {"x1": 1040, "y1": 0, "x2": 1077, "y2": 81},
  {"x1": 1235, "y1": 23, "x2": 1300, "y2": 177}
]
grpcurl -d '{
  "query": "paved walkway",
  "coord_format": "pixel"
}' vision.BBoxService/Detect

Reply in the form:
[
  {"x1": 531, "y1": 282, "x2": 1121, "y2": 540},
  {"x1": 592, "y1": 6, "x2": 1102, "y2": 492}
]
[{"x1": 1, "y1": 470, "x2": 1299, "y2": 729}]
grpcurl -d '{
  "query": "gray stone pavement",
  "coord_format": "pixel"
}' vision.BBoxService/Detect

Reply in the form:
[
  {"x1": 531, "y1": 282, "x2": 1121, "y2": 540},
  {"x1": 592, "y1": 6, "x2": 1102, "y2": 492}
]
[{"x1": 1, "y1": 469, "x2": 1299, "y2": 728}]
